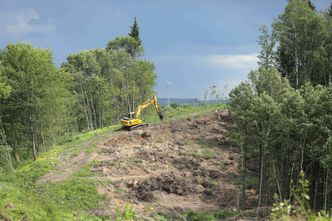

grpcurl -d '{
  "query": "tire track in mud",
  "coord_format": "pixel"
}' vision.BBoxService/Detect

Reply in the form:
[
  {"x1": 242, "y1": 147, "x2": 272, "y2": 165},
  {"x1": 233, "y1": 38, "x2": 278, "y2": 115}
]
[{"x1": 37, "y1": 131, "x2": 124, "y2": 184}]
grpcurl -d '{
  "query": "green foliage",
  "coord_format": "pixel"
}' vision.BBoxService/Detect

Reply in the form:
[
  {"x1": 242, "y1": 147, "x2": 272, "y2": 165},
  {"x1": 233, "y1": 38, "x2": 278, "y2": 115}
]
[
  {"x1": 0, "y1": 65, "x2": 11, "y2": 99},
  {"x1": 209, "y1": 179, "x2": 218, "y2": 187},
  {"x1": 75, "y1": 164, "x2": 93, "y2": 177},
  {"x1": 257, "y1": 25, "x2": 276, "y2": 70},
  {"x1": 107, "y1": 36, "x2": 143, "y2": 57},
  {"x1": 308, "y1": 0, "x2": 316, "y2": 10},
  {"x1": 328, "y1": 2, "x2": 332, "y2": 17},
  {"x1": 271, "y1": 199, "x2": 292, "y2": 219},
  {"x1": 0, "y1": 42, "x2": 75, "y2": 161},
  {"x1": 186, "y1": 211, "x2": 215, "y2": 221},
  {"x1": 42, "y1": 179, "x2": 104, "y2": 211},
  {"x1": 0, "y1": 182, "x2": 75, "y2": 221},
  {"x1": 62, "y1": 46, "x2": 155, "y2": 132},
  {"x1": 270, "y1": 171, "x2": 331, "y2": 220},
  {"x1": 230, "y1": 66, "x2": 332, "y2": 211},
  {"x1": 0, "y1": 178, "x2": 105, "y2": 221},
  {"x1": 192, "y1": 148, "x2": 215, "y2": 159},
  {"x1": 129, "y1": 17, "x2": 142, "y2": 45},
  {"x1": 186, "y1": 210, "x2": 238, "y2": 221},
  {"x1": 115, "y1": 205, "x2": 138, "y2": 221},
  {"x1": 290, "y1": 170, "x2": 311, "y2": 215},
  {"x1": 272, "y1": 0, "x2": 330, "y2": 87}
]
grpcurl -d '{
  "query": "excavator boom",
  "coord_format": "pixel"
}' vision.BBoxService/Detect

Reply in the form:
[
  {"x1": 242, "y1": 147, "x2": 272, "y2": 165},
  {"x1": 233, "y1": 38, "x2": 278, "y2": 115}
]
[{"x1": 134, "y1": 96, "x2": 163, "y2": 120}]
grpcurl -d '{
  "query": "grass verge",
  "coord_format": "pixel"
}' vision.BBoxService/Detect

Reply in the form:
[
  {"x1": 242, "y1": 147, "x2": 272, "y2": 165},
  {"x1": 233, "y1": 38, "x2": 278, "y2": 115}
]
[{"x1": 0, "y1": 125, "x2": 120, "y2": 221}]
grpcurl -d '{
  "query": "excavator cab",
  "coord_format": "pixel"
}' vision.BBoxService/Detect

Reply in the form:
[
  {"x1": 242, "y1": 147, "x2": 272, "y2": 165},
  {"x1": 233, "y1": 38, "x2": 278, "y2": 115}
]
[{"x1": 120, "y1": 96, "x2": 163, "y2": 130}]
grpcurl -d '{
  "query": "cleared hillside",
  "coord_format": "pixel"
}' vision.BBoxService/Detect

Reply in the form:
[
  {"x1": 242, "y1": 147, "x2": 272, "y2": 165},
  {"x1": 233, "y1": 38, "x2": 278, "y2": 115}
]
[{"x1": 0, "y1": 105, "x2": 260, "y2": 220}]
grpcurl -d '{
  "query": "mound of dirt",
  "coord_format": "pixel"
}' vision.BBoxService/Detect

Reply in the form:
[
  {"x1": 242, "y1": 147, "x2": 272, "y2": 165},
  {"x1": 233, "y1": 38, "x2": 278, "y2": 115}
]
[{"x1": 133, "y1": 172, "x2": 197, "y2": 201}]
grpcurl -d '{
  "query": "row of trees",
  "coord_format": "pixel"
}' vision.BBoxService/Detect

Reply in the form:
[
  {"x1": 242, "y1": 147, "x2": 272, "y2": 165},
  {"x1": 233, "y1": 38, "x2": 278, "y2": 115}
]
[
  {"x1": 0, "y1": 19, "x2": 156, "y2": 169},
  {"x1": 230, "y1": 0, "x2": 332, "y2": 212},
  {"x1": 231, "y1": 68, "x2": 332, "y2": 210}
]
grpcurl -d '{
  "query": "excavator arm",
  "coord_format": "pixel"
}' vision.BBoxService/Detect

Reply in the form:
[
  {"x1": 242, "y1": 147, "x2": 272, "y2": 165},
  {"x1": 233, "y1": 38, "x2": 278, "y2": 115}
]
[{"x1": 134, "y1": 96, "x2": 163, "y2": 120}]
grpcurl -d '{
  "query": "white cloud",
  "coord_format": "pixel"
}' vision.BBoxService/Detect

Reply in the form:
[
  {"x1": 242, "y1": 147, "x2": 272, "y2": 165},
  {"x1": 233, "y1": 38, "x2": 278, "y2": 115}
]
[
  {"x1": 0, "y1": 9, "x2": 56, "y2": 36},
  {"x1": 205, "y1": 53, "x2": 258, "y2": 68},
  {"x1": 150, "y1": 53, "x2": 258, "y2": 69}
]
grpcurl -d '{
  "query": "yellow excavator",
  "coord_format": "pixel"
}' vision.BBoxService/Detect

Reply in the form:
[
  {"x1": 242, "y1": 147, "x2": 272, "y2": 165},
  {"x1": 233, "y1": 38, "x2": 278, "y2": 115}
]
[{"x1": 120, "y1": 96, "x2": 163, "y2": 130}]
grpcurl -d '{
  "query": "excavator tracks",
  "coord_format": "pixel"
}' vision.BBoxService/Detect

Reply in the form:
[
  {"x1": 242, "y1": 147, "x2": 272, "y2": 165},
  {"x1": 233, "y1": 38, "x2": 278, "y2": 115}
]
[{"x1": 129, "y1": 123, "x2": 149, "y2": 131}]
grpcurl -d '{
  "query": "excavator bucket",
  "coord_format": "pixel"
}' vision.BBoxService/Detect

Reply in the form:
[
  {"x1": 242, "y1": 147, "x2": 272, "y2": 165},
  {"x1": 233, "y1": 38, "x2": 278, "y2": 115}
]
[{"x1": 159, "y1": 113, "x2": 164, "y2": 120}]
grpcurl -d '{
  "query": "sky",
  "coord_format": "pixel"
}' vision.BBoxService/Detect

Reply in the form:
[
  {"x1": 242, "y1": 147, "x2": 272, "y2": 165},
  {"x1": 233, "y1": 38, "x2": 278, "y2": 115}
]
[{"x1": 0, "y1": 0, "x2": 330, "y2": 99}]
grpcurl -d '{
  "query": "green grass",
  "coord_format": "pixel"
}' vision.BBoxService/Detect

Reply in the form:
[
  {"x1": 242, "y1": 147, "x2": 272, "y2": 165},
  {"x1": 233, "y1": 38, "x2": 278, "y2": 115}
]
[
  {"x1": 186, "y1": 210, "x2": 238, "y2": 221},
  {"x1": 126, "y1": 158, "x2": 143, "y2": 166},
  {"x1": 209, "y1": 179, "x2": 218, "y2": 188},
  {"x1": 143, "y1": 103, "x2": 227, "y2": 124},
  {"x1": 0, "y1": 125, "x2": 121, "y2": 221},
  {"x1": 154, "y1": 210, "x2": 238, "y2": 221},
  {"x1": 192, "y1": 148, "x2": 216, "y2": 159},
  {"x1": 75, "y1": 164, "x2": 93, "y2": 177}
]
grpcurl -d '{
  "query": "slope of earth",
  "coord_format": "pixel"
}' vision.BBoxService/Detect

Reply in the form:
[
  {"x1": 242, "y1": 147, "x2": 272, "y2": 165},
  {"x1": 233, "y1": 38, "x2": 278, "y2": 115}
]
[
  {"x1": 94, "y1": 110, "x2": 240, "y2": 216},
  {"x1": 38, "y1": 109, "x2": 258, "y2": 219},
  {"x1": 0, "y1": 106, "x2": 261, "y2": 221}
]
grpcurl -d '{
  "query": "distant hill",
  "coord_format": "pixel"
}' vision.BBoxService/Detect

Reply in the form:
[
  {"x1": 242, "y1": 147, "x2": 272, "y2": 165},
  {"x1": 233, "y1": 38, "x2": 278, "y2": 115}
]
[
  {"x1": 158, "y1": 98, "x2": 228, "y2": 106},
  {"x1": 158, "y1": 98, "x2": 200, "y2": 105}
]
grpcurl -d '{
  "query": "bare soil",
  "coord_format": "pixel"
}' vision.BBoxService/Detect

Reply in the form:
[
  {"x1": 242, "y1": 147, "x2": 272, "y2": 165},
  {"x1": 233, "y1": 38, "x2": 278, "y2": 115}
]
[
  {"x1": 39, "y1": 109, "x2": 258, "y2": 217},
  {"x1": 93, "y1": 110, "x2": 257, "y2": 216}
]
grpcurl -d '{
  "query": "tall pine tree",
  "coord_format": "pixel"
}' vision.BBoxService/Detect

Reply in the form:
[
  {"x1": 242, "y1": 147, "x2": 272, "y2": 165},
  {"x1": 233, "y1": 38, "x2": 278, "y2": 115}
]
[
  {"x1": 328, "y1": 2, "x2": 332, "y2": 17},
  {"x1": 308, "y1": 0, "x2": 316, "y2": 10},
  {"x1": 129, "y1": 17, "x2": 141, "y2": 45}
]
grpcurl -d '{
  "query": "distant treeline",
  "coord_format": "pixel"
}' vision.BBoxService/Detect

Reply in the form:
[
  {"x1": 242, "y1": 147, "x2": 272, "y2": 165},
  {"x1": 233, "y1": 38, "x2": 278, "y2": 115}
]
[
  {"x1": 230, "y1": 0, "x2": 332, "y2": 216},
  {"x1": 158, "y1": 98, "x2": 229, "y2": 106},
  {"x1": 0, "y1": 19, "x2": 156, "y2": 168}
]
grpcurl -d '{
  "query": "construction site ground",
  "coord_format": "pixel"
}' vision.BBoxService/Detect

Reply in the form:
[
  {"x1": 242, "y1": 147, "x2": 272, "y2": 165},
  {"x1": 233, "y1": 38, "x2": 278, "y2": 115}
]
[{"x1": 38, "y1": 109, "x2": 259, "y2": 219}]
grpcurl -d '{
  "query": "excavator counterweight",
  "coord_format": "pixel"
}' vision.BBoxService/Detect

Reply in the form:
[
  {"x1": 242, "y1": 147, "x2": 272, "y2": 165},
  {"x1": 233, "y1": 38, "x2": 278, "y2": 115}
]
[{"x1": 120, "y1": 96, "x2": 163, "y2": 130}]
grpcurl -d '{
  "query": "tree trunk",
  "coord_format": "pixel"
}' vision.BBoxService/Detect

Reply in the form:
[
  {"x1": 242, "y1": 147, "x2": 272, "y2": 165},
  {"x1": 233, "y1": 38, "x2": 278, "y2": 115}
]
[
  {"x1": 313, "y1": 166, "x2": 321, "y2": 212},
  {"x1": 258, "y1": 144, "x2": 265, "y2": 208},
  {"x1": 273, "y1": 161, "x2": 282, "y2": 201},
  {"x1": 324, "y1": 169, "x2": 329, "y2": 212},
  {"x1": 99, "y1": 108, "x2": 103, "y2": 128},
  {"x1": 32, "y1": 129, "x2": 37, "y2": 160},
  {"x1": 289, "y1": 163, "x2": 294, "y2": 199},
  {"x1": 11, "y1": 122, "x2": 20, "y2": 162},
  {"x1": 84, "y1": 95, "x2": 94, "y2": 131},
  {"x1": 132, "y1": 83, "x2": 135, "y2": 113},
  {"x1": 240, "y1": 127, "x2": 248, "y2": 210},
  {"x1": 28, "y1": 114, "x2": 38, "y2": 160},
  {"x1": 78, "y1": 79, "x2": 91, "y2": 130},
  {"x1": 89, "y1": 95, "x2": 97, "y2": 129},
  {"x1": 295, "y1": 52, "x2": 299, "y2": 88},
  {"x1": 5, "y1": 150, "x2": 13, "y2": 171}
]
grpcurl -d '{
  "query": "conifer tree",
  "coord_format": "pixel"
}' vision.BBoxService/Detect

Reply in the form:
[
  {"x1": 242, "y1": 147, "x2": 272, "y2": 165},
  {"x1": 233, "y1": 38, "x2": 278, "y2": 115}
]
[
  {"x1": 128, "y1": 17, "x2": 141, "y2": 45},
  {"x1": 308, "y1": 0, "x2": 316, "y2": 10},
  {"x1": 328, "y1": 2, "x2": 332, "y2": 17}
]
